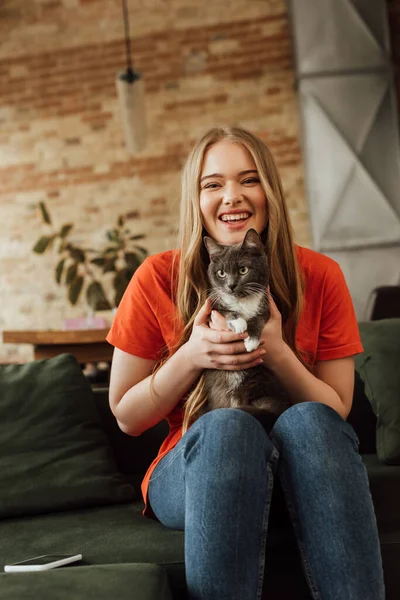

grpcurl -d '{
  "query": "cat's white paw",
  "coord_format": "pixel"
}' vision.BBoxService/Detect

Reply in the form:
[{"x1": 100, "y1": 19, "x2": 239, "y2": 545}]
[
  {"x1": 227, "y1": 317, "x2": 247, "y2": 334},
  {"x1": 244, "y1": 336, "x2": 260, "y2": 352}
]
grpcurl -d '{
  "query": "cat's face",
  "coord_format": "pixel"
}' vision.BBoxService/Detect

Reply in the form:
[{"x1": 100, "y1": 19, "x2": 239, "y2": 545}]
[{"x1": 204, "y1": 229, "x2": 269, "y2": 299}]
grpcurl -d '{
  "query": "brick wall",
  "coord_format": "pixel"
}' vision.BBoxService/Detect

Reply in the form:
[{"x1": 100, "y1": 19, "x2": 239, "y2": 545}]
[{"x1": 0, "y1": 0, "x2": 311, "y2": 363}]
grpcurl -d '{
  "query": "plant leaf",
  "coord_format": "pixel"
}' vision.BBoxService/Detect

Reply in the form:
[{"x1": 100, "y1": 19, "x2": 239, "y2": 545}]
[
  {"x1": 57, "y1": 238, "x2": 66, "y2": 253},
  {"x1": 117, "y1": 215, "x2": 125, "y2": 228},
  {"x1": 106, "y1": 229, "x2": 120, "y2": 243},
  {"x1": 124, "y1": 252, "x2": 142, "y2": 271},
  {"x1": 103, "y1": 258, "x2": 117, "y2": 273},
  {"x1": 86, "y1": 281, "x2": 112, "y2": 311},
  {"x1": 132, "y1": 245, "x2": 148, "y2": 256},
  {"x1": 130, "y1": 234, "x2": 145, "y2": 241},
  {"x1": 103, "y1": 246, "x2": 118, "y2": 256},
  {"x1": 39, "y1": 202, "x2": 51, "y2": 225},
  {"x1": 59, "y1": 224, "x2": 73, "y2": 238},
  {"x1": 69, "y1": 247, "x2": 85, "y2": 263},
  {"x1": 68, "y1": 276, "x2": 83, "y2": 305},
  {"x1": 66, "y1": 263, "x2": 78, "y2": 284},
  {"x1": 55, "y1": 258, "x2": 65, "y2": 284},
  {"x1": 113, "y1": 268, "x2": 132, "y2": 306},
  {"x1": 32, "y1": 236, "x2": 53, "y2": 254},
  {"x1": 90, "y1": 257, "x2": 106, "y2": 267}
]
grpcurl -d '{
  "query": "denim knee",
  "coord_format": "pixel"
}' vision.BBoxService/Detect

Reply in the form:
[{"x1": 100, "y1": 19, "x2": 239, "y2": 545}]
[
  {"x1": 271, "y1": 401, "x2": 359, "y2": 456},
  {"x1": 185, "y1": 408, "x2": 277, "y2": 464}
]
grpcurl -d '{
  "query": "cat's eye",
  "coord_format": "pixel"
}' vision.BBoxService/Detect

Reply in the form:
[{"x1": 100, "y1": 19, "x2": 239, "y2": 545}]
[
  {"x1": 239, "y1": 266, "x2": 249, "y2": 275},
  {"x1": 217, "y1": 269, "x2": 226, "y2": 278}
]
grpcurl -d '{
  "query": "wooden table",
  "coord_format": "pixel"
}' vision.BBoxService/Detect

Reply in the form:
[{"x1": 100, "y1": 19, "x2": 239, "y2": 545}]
[{"x1": 2, "y1": 329, "x2": 113, "y2": 364}]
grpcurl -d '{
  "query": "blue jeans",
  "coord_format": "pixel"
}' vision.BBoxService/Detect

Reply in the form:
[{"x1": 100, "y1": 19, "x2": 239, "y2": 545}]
[{"x1": 148, "y1": 403, "x2": 385, "y2": 600}]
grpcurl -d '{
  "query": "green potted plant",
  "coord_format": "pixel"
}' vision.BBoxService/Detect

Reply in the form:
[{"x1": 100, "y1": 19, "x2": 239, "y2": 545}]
[{"x1": 33, "y1": 202, "x2": 148, "y2": 312}]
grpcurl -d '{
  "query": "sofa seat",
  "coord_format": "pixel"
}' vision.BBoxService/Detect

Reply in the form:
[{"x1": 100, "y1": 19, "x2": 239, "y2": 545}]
[
  {"x1": 1, "y1": 503, "x2": 184, "y2": 567},
  {"x1": 1, "y1": 502, "x2": 188, "y2": 598},
  {"x1": 362, "y1": 455, "x2": 400, "y2": 533},
  {"x1": 3, "y1": 455, "x2": 400, "y2": 600},
  {"x1": 0, "y1": 564, "x2": 172, "y2": 600}
]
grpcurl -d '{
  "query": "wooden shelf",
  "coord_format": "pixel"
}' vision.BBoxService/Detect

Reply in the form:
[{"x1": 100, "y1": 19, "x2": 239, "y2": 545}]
[
  {"x1": 3, "y1": 329, "x2": 109, "y2": 345},
  {"x1": 2, "y1": 329, "x2": 113, "y2": 363}
]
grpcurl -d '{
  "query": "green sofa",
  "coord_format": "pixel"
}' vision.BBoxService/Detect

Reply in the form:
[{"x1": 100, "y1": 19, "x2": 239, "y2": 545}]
[{"x1": 1, "y1": 319, "x2": 400, "y2": 599}]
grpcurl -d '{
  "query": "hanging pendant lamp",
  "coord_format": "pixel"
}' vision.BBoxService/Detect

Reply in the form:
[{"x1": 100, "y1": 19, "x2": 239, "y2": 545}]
[{"x1": 116, "y1": 0, "x2": 146, "y2": 153}]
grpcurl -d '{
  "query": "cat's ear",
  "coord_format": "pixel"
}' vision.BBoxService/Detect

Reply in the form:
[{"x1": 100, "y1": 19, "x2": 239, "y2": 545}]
[
  {"x1": 242, "y1": 228, "x2": 263, "y2": 250},
  {"x1": 203, "y1": 236, "x2": 221, "y2": 258}
]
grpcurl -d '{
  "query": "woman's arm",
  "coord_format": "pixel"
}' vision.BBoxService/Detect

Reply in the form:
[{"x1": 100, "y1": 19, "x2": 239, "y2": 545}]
[
  {"x1": 266, "y1": 346, "x2": 354, "y2": 419},
  {"x1": 109, "y1": 346, "x2": 201, "y2": 436},
  {"x1": 109, "y1": 299, "x2": 266, "y2": 436},
  {"x1": 259, "y1": 291, "x2": 354, "y2": 419}
]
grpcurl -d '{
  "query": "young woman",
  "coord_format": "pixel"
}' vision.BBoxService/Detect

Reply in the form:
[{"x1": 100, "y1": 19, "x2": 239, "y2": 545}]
[{"x1": 107, "y1": 126, "x2": 385, "y2": 600}]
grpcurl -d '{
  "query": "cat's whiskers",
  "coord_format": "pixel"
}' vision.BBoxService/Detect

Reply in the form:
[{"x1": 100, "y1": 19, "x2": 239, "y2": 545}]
[
  {"x1": 244, "y1": 283, "x2": 268, "y2": 297},
  {"x1": 206, "y1": 289, "x2": 222, "y2": 308}
]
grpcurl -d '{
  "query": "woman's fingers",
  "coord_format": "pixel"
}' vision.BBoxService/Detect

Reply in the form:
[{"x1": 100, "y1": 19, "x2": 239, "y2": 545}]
[
  {"x1": 210, "y1": 345, "x2": 265, "y2": 364},
  {"x1": 190, "y1": 301, "x2": 265, "y2": 370},
  {"x1": 210, "y1": 310, "x2": 230, "y2": 332},
  {"x1": 218, "y1": 355, "x2": 264, "y2": 370},
  {"x1": 194, "y1": 298, "x2": 212, "y2": 326},
  {"x1": 204, "y1": 328, "x2": 247, "y2": 345},
  {"x1": 225, "y1": 359, "x2": 264, "y2": 371}
]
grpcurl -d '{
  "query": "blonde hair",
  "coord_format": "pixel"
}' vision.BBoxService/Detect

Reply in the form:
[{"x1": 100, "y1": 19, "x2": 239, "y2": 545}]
[{"x1": 168, "y1": 126, "x2": 309, "y2": 433}]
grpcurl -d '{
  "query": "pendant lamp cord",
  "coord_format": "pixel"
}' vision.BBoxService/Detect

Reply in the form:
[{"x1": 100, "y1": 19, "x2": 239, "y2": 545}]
[{"x1": 122, "y1": 0, "x2": 135, "y2": 81}]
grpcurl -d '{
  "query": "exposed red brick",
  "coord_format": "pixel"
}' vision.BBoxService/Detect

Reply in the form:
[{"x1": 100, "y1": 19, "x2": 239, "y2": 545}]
[
  {"x1": 42, "y1": 1, "x2": 62, "y2": 10},
  {"x1": 164, "y1": 93, "x2": 228, "y2": 111},
  {"x1": 81, "y1": 112, "x2": 113, "y2": 123},
  {"x1": 0, "y1": 7, "x2": 305, "y2": 220},
  {"x1": 265, "y1": 87, "x2": 282, "y2": 95},
  {"x1": 1, "y1": 163, "x2": 36, "y2": 173}
]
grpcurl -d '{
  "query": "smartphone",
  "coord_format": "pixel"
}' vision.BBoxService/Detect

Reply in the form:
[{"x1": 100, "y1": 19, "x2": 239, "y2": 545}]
[{"x1": 4, "y1": 554, "x2": 82, "y2": 572}]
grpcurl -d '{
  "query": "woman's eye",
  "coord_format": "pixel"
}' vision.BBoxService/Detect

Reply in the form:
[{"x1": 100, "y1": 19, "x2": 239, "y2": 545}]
[
  {"x1": 217, "y1": 269, "x2": 226, "y2": 278},
  {"x1": 242, "y1": 178, "x2": 259, "y2": 184},
  {"x1": 204, "y1": 183, "x2": 220, "y2": 189},
  {"x1": 239, "y1": 266, "x2": 249, "y2": 275}
]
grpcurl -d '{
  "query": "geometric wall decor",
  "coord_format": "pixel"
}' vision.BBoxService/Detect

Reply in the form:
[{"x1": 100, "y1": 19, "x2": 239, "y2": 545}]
[
  {"x1": 287, "y1": 0, "x2": 400, "y2": 317},
  {"x1": 300, "y1": 74, "x2": 400, "y2": 251},
  {"x1": 288, "y1": 0, "x2": 391, "y2": 75}
]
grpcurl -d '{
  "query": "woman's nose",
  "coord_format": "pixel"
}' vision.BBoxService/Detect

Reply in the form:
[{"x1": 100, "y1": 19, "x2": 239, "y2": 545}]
[{"x1": 222, "y1": 181, "x2": 243, "y2": 205}]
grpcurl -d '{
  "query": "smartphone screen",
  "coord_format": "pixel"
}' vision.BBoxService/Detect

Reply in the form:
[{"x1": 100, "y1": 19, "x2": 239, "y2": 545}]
[{"x1": 11, "y1": 555, "x2": 75, "y2": 566}]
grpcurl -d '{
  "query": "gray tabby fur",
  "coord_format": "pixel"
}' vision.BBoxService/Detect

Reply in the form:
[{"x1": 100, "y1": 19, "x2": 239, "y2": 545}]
[{"x1": 200, "y1": 229, "x2": 291, "y2": 429}]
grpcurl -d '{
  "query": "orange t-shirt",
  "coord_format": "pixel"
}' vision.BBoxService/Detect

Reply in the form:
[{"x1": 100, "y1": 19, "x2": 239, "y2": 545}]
[{"x1": 106, "y1": 245, "x2": 363, "y2": 518}]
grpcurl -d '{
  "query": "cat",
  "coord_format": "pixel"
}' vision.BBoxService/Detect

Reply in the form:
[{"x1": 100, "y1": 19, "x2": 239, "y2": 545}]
[{"x1": 200, "y1": 228, "x2": 291, "y2": 431}]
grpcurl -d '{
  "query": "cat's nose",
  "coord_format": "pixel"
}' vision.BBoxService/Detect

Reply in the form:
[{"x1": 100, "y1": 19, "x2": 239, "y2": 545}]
[{"x1": 228, "y1": 283, "x2": 237, "y2": 292}]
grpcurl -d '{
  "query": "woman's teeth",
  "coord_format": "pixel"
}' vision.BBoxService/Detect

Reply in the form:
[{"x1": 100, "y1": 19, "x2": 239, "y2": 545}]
[{"x1": 220, "y1": 213, "x2": 250, "y2": 222}]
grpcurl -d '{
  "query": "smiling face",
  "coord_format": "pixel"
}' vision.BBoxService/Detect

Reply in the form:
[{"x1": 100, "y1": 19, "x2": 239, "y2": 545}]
[{"x1": 199, "y1": 140, "x2": 268, "y2": 245}]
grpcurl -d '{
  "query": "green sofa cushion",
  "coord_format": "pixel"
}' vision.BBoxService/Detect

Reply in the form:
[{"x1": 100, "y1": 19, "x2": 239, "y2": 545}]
[
  {"x1": 0, "y1": 502, "x2": 187, "y2": 598},
  {"x1": 0, "y1": 564, "x2": 172, "y2": 600},
  {"x1": 2, "y1": 456, "x2": 399, "y2": 599},
  {"x1": 356, "y1": 320, "x2": 400, "y2": 465},
  {"x1": 0, "y1": 503, "x2": 185, "y2": 570},
  {"x1": 0, "y1": 354, "x2": 135, "y2": 518}
]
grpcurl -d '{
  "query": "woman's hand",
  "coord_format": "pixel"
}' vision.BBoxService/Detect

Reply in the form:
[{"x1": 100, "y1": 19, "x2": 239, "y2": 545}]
[
  {"x1": 183, "y1": 299, "x2": 266, "y2": 372},
  {"x1": 210, "y1": 289, "x2": 287, "y2": 366},
  {"x1": 259, "y1": 288, "x2": 287, "y2": 365},
  {"x1": 209, "y1": 309, "x2": 231, "y2": 332}
]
